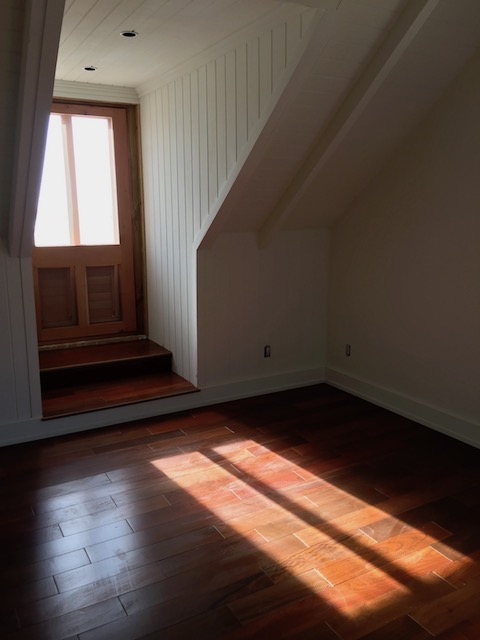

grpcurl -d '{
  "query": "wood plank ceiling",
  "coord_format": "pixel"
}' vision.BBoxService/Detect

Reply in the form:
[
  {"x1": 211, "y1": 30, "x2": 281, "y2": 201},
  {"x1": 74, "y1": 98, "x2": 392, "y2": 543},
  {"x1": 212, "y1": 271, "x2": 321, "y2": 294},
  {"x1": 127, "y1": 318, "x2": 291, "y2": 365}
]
[{"x1": 56, "y1": 0, "x2": 292, "y2": 87}]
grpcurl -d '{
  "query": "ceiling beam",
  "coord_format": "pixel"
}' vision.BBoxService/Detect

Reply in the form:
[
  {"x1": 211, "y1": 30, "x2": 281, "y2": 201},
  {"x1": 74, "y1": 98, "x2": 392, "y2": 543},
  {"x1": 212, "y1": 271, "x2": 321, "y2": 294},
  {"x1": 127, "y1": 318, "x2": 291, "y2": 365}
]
[{"x1": 259, "y1": 0, "x2": 439, "y2": 247}]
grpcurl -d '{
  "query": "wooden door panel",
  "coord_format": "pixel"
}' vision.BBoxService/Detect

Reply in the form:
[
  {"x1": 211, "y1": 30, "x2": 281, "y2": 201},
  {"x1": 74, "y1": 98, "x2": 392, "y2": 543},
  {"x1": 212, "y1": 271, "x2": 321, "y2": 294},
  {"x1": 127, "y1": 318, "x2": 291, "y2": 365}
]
[
  {"x1": 86, "y1": 266, "x2": 121, "y2": 324},
  {"x1": 35, "y1": 267, "x2": 77, "y2": 328},
  {"x1": 33, "y1": 246, "x2": 136, "y2": 342}
]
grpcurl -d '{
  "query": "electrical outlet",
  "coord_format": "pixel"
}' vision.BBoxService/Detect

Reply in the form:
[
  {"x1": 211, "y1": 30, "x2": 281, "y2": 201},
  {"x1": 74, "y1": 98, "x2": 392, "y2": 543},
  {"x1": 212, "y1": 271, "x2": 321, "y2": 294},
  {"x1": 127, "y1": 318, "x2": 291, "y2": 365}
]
[
  {"x1": 345, "y1": 343, "x2": 351, "y2": 357},
  {"x1": 264, "y1": 345, "x2": 271, "y2": 358}
]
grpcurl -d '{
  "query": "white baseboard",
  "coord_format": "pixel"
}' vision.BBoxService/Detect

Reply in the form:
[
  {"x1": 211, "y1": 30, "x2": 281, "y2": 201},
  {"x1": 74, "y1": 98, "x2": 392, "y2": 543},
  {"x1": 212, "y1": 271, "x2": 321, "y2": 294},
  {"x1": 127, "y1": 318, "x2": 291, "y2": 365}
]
[
  {"x1": 326, "y1": 367, "x2": 480, "y2": 450},
  {"x1": 0, "y1": 368, "x2": 325, "y2": 447}
]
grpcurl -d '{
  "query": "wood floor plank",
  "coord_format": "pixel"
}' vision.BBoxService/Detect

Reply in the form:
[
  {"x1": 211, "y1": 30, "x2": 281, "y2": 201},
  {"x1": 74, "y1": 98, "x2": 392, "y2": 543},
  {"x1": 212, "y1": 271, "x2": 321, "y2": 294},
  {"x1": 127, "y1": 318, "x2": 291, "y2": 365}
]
[
  {"x1": 358, "y1": 615, "x2": 432, "y2": 639},
  {"x1": 0, "y1": 548, "x2": 91, "y2": 586},
  {"x1": 147, "y1": 606, "x2": 240, "y2": 640},
  {"x1": 224, "y1": 593, "x2": 337, "y2": 640},
  {"x1": 56, "y1": 527, "x2": 220, "y2": 594},
  {"x1": 58, "y1": 493, "x2": 170, "y2": 536},
  {"x1": 325, "y1": 572, "x2": 454, "y2": 640},
  {"x1": 86, "y1": 523, "x2": 221, "y2": 571},
  {"x1": 0, "y1": 609, "x2": 20, "y2": 634},
  {"x1": 14, "y1": 520, "x2": 133, "y2": 565},
  {"x1": 30, "y1": 473, "x2": 113, "y2": 501},
  {"x1": 17, "y1": 562, "x2": 168, "y2": 627},
  {"x1": 160, "y1": 531, "x2": 306, "y2": 579},
  {"x1": 119, "y1": 554, "x2": 273, "y2": 616},
  {"x1": 5, "y1": 598, "x2": 126, "y2": 640},
  {"x1": 0, "y1": 576, "x2": 58, "y2": 609},
  {"x1": 410, "y1": 574, "x2": 480, "y2": 635},
  {"x1": 318, "y1": 522, "x2": 450, "y2": 586},
  {"x1": 227, "y1": 568, "x2": 328, "y2": 624},
  {"x1": 292, "y1": 486, "x2": 462, "y2": 548},
  {"x1": 434, "y1": 613, "x2": 480, "y2": 640},
  {"x1": 79, "y1": 583, "x2": 248, "y2": 640},
  {"x1": 433, "y1": 554, "x2": 480, "y2": 587}
]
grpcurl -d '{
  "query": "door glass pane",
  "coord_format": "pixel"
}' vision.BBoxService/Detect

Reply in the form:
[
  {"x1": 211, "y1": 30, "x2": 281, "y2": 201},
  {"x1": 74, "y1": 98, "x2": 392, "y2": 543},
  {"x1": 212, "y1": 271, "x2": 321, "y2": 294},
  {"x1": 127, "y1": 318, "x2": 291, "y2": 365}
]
[
  {"x1": 34, "y1": 114, "x2": 120, "y2": 247},
  {"x1": 35, "y1": 116, "x2": 72, "y2": 247},
  {"x1": 72, "y1": 116, "x2": 119, "y2": 245}
]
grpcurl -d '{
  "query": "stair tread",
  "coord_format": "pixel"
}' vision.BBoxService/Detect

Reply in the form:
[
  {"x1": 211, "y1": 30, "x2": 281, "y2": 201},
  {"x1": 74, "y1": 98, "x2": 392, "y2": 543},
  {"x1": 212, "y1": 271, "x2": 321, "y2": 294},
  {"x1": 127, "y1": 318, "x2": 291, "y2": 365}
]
[
  {"x1": 41, "y1": 370, "x2": 198, "y2": 419},
  {"x1": 39, "y1": 339, "x2": 171, "y2": 372}
]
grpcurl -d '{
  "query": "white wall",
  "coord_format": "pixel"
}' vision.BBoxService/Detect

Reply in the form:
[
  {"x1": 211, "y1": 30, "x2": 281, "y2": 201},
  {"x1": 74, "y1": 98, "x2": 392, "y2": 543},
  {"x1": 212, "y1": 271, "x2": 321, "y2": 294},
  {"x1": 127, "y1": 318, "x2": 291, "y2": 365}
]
[
  {"x1": 198, "y1": 230, "x2": 328, "y2": 388},
  {"x1": 327, "y1": 49, "x2": 480, "y2": 444},
  {"x1": 140, "y1": 7, "x2": 314, "y2": 383}
]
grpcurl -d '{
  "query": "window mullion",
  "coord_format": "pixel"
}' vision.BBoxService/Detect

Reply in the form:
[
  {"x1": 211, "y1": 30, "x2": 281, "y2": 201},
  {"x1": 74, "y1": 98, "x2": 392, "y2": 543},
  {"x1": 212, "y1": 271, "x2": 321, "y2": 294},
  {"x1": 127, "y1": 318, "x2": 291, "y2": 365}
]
[{"x1": 61, "y1": 115, "x2": 81, "y2": 245}]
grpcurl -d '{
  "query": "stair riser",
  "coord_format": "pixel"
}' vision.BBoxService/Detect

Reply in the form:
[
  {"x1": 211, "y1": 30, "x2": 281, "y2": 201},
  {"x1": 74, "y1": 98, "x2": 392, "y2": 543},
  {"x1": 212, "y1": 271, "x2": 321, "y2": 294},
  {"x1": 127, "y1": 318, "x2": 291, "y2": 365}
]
[{"x1": 41, "y1": 354, "x2": 172, "y2": 391}]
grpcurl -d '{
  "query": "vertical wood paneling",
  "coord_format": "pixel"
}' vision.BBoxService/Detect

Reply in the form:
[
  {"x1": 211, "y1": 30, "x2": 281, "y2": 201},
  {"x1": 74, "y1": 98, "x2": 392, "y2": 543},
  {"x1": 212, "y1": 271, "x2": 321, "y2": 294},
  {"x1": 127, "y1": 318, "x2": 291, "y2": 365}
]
[
  {"x1": 206, "y1": 59, "x2": 218, "y2": 208},
  {"x1": 259, "y1": 31, "x2": 272, "y2": 114},
  {"x1": 0, "y1": 250, "x2": 18, "y2": 423},
  {"x1": 156, "y1": 90, "x2": 168, "y2": 347},
  {"x1": 0, "y1": 248, "x2": 41, "y2": 423},
  {"x1": 141, "y1": 11, "x2": 312, "y2": 381},
  {"x1": 175, "y1": 78, "x2": 188, "y2": 376},
  {"x1": 273, "y1": 23, "x2": 287, "y2": 87},
  {"x1": 225, "y1": 50, "x2": 237, "y2": 176},
  {"x1": 146, "y1": 93, "x2": 161, "y2": 342},
  {"x1": 190, "y1": 70, "x2": 201, "y2": 235},
  {"x1": 168, "y1": 81, "x2": 180, "y2": 360},
  {"x1": 198, "y1": 65, "x2": 208, "y2": 227},
  {"x1": 236, "y1": 44, "x2": 248, "y2": 158},
  {"x1": 301, "y1": 7, "x2": 317, "y2": 36},
  {"x1": 247, "y1": 37, "x2": 260, "y2": 137},
  {"x1": 183, "y1": 74, "x2": 193, "y2": 378},
  {"x1": 286, "y1": 13, "x2": 302, "y2": 62},
  {"x1": 216, "y1": 56, "x2": 227, "y2": 189},
  {"x1": 161, "y1": 85, "x2": 173, "y2": 349}
]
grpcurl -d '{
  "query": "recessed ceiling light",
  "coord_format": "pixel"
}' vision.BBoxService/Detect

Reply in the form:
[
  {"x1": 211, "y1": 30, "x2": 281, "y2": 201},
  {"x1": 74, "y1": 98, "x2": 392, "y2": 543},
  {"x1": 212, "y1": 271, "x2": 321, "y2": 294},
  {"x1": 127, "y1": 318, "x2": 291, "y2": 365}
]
[
  {"x1": 120, "y1": 30, "x2": 138, "y2": 38},
  {"x1": 84, "y1": 65, "x2": 97, "y2": 71}
]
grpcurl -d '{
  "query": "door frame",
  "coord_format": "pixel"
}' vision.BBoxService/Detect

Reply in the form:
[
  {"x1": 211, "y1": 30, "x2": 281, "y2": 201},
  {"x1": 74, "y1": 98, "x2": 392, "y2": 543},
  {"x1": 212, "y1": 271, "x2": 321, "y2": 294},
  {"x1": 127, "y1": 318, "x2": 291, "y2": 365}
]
[{"x1": 32, "y1": 99, "x2": 146, "y2": 345}]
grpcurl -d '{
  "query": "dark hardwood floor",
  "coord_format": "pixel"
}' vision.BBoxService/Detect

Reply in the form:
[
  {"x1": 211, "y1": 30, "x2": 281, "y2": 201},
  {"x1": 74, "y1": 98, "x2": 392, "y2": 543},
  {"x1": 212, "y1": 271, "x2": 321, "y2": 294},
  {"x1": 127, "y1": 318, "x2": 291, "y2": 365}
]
[{"x1": 1, "y1": 384, "x2": 480, "y2": 639}]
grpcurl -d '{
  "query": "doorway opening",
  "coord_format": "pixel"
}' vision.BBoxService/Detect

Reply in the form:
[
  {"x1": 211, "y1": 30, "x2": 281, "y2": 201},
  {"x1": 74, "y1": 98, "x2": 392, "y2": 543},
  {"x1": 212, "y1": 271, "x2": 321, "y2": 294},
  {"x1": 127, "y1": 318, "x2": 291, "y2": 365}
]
[{"x1": 32, "y1": 100, "x2": 145, "y2": 346}]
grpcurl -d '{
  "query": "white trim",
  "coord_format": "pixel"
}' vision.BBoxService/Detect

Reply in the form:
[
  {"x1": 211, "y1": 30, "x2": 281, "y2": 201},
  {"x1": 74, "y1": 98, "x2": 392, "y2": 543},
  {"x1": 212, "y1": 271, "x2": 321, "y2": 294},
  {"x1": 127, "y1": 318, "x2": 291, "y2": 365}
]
[
  {"x1": 54, "y1": 80, "x2": 139, "y2": 104},
  {"x1": 326, "y1": 367, "x2": 480, "y2": 450},
  {"x1": 0, "y1": 368, "x2": 325, "y2": 446}
]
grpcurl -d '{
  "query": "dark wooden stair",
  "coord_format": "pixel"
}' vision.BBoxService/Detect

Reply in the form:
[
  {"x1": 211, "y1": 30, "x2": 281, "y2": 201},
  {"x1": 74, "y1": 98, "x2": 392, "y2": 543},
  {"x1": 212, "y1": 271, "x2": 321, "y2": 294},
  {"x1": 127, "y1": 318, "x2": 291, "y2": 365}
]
[{"x1": 39, "y1": 339, "x2": 198, "y2": 419}]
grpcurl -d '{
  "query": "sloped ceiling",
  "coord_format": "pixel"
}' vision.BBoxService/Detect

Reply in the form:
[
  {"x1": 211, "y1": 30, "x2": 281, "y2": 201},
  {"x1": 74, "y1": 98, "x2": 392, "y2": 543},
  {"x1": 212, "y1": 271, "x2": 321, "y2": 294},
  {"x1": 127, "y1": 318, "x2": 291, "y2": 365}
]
[
  {"x1": 54, "y1": 0, "x2": 480, "y2": 239},
  {"x1": 212, "y1": 0, "x2": 480, "y2": 240}
]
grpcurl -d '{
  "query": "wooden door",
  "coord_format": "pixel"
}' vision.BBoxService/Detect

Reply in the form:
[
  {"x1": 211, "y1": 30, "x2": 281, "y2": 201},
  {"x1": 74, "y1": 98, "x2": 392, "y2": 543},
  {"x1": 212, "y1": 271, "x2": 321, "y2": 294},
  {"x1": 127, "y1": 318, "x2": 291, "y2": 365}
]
[{"x1": 32, "y1": 102, "x2": 137, "y2": 343}]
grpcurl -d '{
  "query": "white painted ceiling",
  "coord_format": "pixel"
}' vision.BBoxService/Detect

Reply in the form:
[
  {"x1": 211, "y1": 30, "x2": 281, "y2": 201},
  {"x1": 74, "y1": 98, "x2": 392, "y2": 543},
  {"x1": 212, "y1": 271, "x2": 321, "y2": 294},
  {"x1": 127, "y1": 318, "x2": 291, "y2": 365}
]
[{"x1": 57, "y1": 0, "x2": 305, "y2": 87}]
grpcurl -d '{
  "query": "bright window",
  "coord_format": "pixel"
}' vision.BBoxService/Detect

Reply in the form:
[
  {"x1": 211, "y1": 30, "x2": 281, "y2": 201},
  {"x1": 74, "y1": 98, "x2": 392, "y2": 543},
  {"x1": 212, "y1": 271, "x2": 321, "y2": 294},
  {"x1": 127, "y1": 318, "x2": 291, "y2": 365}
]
[{"x1": 34, "y1": 113, "x2": 120, "y2": 247}]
